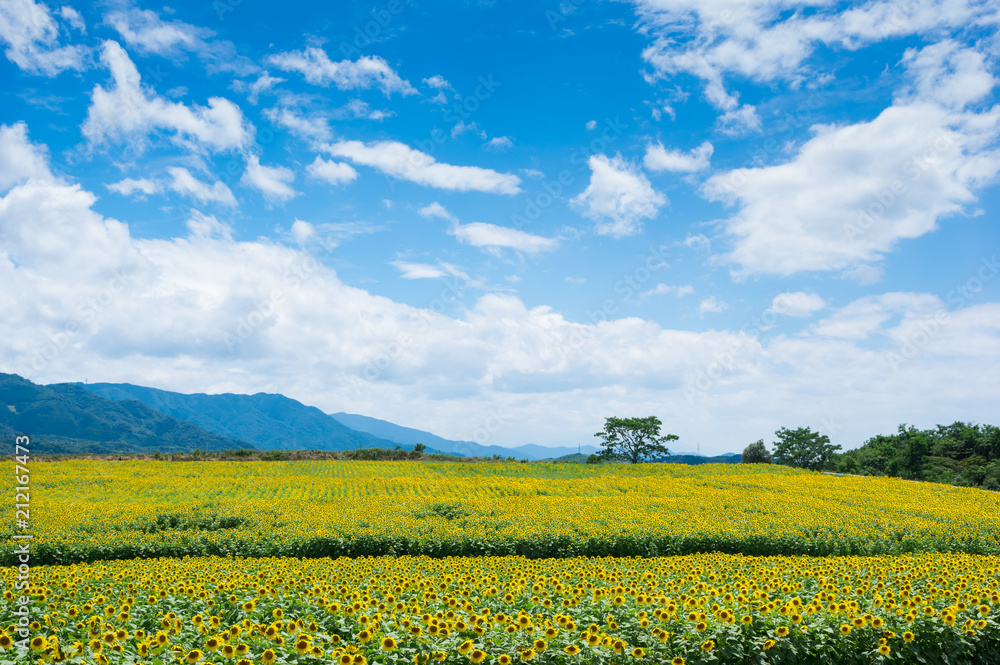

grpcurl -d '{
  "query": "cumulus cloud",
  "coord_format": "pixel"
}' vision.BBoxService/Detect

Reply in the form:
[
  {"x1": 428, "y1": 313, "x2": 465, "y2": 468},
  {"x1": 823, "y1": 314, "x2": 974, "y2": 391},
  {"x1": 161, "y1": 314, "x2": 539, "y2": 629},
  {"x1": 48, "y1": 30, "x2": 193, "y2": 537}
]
[
  {"x1": 103, "y1": 7, "x2": 254, "y2": 74},
  {"x1": 417, "y1": 202, "x2": 457, "y2": 222},
  {"x1": 166, "y1": 167, "x2": 236, "y2": 206},
  {"x1": 241, "y1": 155, "x2": 296, "y2": 202},
  {"x1": 770, "y1": 292, "x2": 826, "y2": 317},
  {"x1": 699, "y1": 296, "x2": 728, "y2": 314},
  {"x1": 59, "y1": 6, "x2": 85, "y2": 32},
  {"x1": 422, "y1": 75, "x2": 450, "y2": 89},
  {"x1": 267, "y1": 47, "x2": 417, "y2": 97},
  {"x1": 105, "y1": 8, "x2": 210, "y2": 56},
  {"x1": 186, "y1": 209, "x2": 234, "y2": 241},
  {"x1": 323, "y1": 140, "x2": 522, "y2": 195},
  {"x1": 0, "y1": 0, "x2": 88, "y2": 75},
  {"x1": 390, "y1": 260, "x2": 470, "y2": 281},
  {"x1": 572, "y1": 154, "x2": 666, "y2": 237},
  {"x1": 233, "y1": 71, "x2": 285, "y2": 104},
  {"x1": 334, "y1": 99, "x2": 393, "y2": 121},
  {"x1": 644, "y1": 141, "x2": 713, "y2": 172},
  {"x1": 306, "y1": 156, "x2": 358, "y2": 186},
  {"x1": 263, "y1": 106, "x2": 331, "y2": 144},
  {"x1": 4, "y1": 123, "x2": 1000, "y2": 453},
  {"x1": 107, "y1": 177, "x2": 160, "y2": 198},
  {"x1": 630, "y1": 0, "x2": 999, "y2": 128},
  {"x1": 809, "y1": 292, "x2": 942, "y2": 340},
  {"x1": 643, "y1": 283, "x2": 694, "y2": 298},
  {"x1": 450, "y1": 222, "x2": 559, "y2": 255},
  {"x1": 83, "y1": 41, "x2": 254, "y2": 153},
  {"x1": 0, "y1": 122, "x2": 51, "y2": 191},
  {"x1": 701, "y1": 42, "x2": 1000, "y2": 278},
  {"x1": 485, "y1": 136, "x2": 513, "y2": 151}
]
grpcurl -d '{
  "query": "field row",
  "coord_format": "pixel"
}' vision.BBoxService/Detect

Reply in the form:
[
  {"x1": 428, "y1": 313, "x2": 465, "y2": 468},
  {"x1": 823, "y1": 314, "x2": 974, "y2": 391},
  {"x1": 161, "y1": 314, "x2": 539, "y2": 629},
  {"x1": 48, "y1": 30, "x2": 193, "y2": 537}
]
[
  {"x1": 3, "y1": 553, "x2": 999, "y2": 665},
  {"x1": 4, "y1": 461, "x2": 1000, "y2": 565}
]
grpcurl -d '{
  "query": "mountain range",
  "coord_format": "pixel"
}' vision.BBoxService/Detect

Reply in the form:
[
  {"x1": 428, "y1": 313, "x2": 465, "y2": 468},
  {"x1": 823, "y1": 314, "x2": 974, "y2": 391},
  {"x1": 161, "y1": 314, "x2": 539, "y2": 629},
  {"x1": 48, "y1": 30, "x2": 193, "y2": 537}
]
[
  {"x1": 0, "y1": 372, "x2": 734, "y2": 461},
  {"x1": 0, "y1": 373, "x2": 252, "y2": 454}
]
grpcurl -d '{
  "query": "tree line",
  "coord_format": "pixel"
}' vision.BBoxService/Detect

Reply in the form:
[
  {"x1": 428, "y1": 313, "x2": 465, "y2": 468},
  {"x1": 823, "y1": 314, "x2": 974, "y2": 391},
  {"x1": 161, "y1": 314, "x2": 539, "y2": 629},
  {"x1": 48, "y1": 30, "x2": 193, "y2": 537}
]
[
  {"x1": 742, "y1": 421, "x2": 1000, "y2": 490},
  {"x1": 588, "y1": 415, "x2": 999, "y2": 491}
]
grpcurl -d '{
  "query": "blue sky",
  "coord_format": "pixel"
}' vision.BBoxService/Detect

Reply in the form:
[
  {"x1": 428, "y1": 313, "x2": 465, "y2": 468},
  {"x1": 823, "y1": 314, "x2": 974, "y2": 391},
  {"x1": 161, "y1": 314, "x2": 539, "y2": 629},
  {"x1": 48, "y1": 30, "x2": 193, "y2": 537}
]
[{"x1": 1, "y1": 0, "x2": 999, "y2": 454}]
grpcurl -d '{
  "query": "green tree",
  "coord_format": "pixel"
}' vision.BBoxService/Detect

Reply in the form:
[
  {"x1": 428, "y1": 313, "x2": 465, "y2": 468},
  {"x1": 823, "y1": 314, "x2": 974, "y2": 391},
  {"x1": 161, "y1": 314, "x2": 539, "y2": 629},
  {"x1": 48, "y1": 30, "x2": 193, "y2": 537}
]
[
  {"x1": 594, "y1": 416, "x2": 677, "y2": 464},
  {"x1": 741, "y1": 439, "x2": 772, "y2": 464},
  {"x1": 771, "y1": 426, "x2": 841, "y2": 471},
  {"x1": 413, "y1": 442, "x2": 427, "y2": 454}
]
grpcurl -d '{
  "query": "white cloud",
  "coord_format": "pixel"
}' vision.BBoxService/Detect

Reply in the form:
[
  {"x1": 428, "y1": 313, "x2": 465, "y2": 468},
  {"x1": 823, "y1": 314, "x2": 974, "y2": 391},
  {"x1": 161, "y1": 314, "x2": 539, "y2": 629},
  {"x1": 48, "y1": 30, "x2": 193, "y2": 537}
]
[
  {"x1": 702, "y1": 44, "x2": 1000, "y2": 278},
  {"x1": 59, "y1": 6, "x2": 85, "y2": 32},
  {"x1": 901, "y1": 40, "x2": 997, "y2": 110},
  {"x1": 644, "y1": 141, "x2": 713, "y2": 172},
  {"x1": 323, "y1": 140, "x2": 522, "y2": 195},
  {"x1": 306, "y1": 156, "x2": 358, "y2": 186},
  {"x1": 450, "y1": 222, "x2": 560, "y2": 255},
  {"x1": 83, "y1": 41, "x2": 253, "y2": 153},
  {"x1": 643, "y1": 283, "x2": 694, "y2": 298},
  {"x1": 392, "y1": 261, "x2": 448, "y2": 280},
  {"x1": 417, "y1": 202, "x2": 457, "y2": 222},
  {"x1": 185, "y1": 209, "x2": 234, "y2": 241},
  {"x1": 241, "y1": 155, "x2": 296, "y2": 203},
  {"x1": 699, "y1": 296, "x2": 729, "y2": 314},
  {"x1": 809, "y1": 292, "x2": 942, "y2": 340},
  {"x1": 107, "y1": 177, "x2": 160, "y2": 198},
  {"x1": 234, "y1": 71, "x2": 285, "y2": 104},
  {"x1": 422, "y1": 75, "x2": 450, "y2": 89},
  {"x1": 103, "y1": 7, "x2": 253, "y2": 74},
  {"x1": 5, "y1": 124, "x2": 1000, "y2": 454},
  {"x1": 335, "y1": 99, "x2": 392, "y2": 121},
  {"x1": 572, "y1": 153, "x2": 666, "y2": 237},
  {"x1": 0, "y1": 0, "x2": 88, "y2": 75},
  {"x1": 717, "y1": 105, "x2": 762, "y2": 135},
  {"x1": 770, "y1": 292, "x2": 826, "y2": 317},
  {"x1": 586, "y1": 120, "x2": 597, "y2": 130},
  {"x1": 105, "y1": 8, "x2": 209, "y2": 56},
  {"x1": 451, "y1": 121, "x2": 485, "y2": 139},
  {"x1": 390, "y1": 260, "x2": 470, "y2": 282},
  {"x1": 167, "y1": 167, "x2": 236, "y2": 206},
  {"x1": 630, "y1": 0, "x2": 999, "y2": 127},
  {"x1": 0, "y1": 122, "x2": 51, "y2": 192},
  {"x1": 267, "y1": 47, "x2": 417, "y2": 97},
  {"x1": 485, "y1": 136, "x2": 513, "y2": 151},
  {"x1": 263, "y1": 106, "x2": 331, "y2": 144}
]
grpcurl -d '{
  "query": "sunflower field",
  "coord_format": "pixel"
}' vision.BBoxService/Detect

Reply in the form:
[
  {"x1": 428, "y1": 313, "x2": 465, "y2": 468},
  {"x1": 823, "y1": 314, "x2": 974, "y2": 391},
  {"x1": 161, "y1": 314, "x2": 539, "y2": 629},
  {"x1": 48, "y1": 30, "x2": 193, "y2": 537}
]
[
  {"x1": 3, "y1": 460, "x2": 1000, "y2": 565},
  {"x1": 3, "y1": 460, "x2": 1000, "y2": 664}
]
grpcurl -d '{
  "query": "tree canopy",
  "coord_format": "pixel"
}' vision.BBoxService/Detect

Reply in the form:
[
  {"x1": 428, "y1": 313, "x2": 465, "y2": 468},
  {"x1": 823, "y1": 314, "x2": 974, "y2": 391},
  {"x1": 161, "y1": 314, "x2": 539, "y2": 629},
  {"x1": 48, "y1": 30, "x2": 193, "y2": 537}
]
[
  {"x1": 741, "y1": 439, "x2": 773, "y2": 464},
  {"x1": 772, "y1": 426, "x2": 841, "y2": 471},
  {"x1": 594, "y1": 416, "x2": 678, "y2": 464}
]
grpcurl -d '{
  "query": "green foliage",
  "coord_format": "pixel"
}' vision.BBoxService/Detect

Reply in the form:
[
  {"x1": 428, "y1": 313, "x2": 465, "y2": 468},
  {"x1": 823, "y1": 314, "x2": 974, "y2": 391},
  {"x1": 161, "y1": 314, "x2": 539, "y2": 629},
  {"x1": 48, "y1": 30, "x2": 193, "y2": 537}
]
[
  {"x1": 741, "y1": 439, "x2": 772, "y2": 464},
  {"x1": 594, "y1": 416, "x2": 678, "y2": 464},
  {"x1": 772, "y1": 426, "x2": 841, "y2": 471},
  {"x1": 413, "y1": 442, "x2": 427, "y2": 454},
  {"x1": 843, "y1": 421, "x2": 999, "y2": 490}
]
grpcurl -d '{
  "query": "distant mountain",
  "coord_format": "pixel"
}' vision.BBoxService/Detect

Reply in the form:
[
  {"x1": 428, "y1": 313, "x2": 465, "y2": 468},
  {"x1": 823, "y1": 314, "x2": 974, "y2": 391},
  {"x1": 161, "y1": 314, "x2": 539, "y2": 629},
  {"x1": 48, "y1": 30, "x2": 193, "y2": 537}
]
[
  {"x1": 331, "y1": 411, "x2": 600, "y2": 460},
  {"x1": 0, "y1": 373, "x2": 253, "y2": 454},
  {"x1": 79, "y1": 382, "x2": 405, "y2": 452}
]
